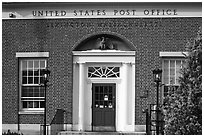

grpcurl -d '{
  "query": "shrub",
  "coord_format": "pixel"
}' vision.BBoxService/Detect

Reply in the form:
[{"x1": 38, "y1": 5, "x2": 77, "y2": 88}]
[{"x1": 163, "y1": 28, "x2": 202, "y2": 135}]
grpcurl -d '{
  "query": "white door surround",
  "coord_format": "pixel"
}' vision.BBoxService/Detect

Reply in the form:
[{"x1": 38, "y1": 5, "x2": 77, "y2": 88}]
[{"x1": 72, "y1": 50, "x2": 135, "y2": 132}]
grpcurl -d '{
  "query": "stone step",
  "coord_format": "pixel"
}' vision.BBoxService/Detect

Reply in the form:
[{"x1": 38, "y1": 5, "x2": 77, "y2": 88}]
[{"x1": 58, "y1": 131, "x2": 146, "y2": 135}]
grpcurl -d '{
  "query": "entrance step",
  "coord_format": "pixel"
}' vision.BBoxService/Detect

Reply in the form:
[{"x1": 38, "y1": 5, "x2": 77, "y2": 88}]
[{"x1": 58, "y1": 131, "x2": 146, "y2": 135}]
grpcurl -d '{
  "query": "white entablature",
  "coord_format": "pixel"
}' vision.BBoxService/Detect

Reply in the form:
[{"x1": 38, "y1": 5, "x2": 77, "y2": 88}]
[{"x1": 73, "y1": 50, "x2": 135, "y2": 64}]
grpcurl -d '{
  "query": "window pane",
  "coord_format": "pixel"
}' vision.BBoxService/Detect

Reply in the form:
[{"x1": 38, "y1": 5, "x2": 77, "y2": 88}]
[
  {"x1": 100, "y1": 93, "x2": 103, "y2": 100},
  {"x1": 104, "y1": 101, "x2": 108, "y2": 108},
  {"x1": 109, "y1": 94, "x2": 112, "y2": 101},
  {"x1": 34, "y1": 101, "x2": 39, "y2": 108},
  {"x1": 113, "y1": 67, "x2": 119, "y2": 72},
  {"x1": 28, "y1": 61, "x2": 33, "y2": 68},
  {"x1": 40, "y1": 87, "x2": 44, "y2": 97},
  {"x1": 109, "y1": 86, "x2": 112, "y2": 94},
  {"x1": 88, "y1": 67, "x2": 95, "y2": 73},
  {"x1": 95, "y1": 101, "x2": 99, "y2": 107},
  {"x1": 40, "y1": 76, "x2": 44, "y2": 84},
  {"x1": 22, "y1": 70, "x2": 27, "y2": 76},
  {"x1": 28, "y1": 101, "x2": 33, "y2": 108},
  {"x1": 27, "y1": 87, "x2": 33, "y2": 97},
  {"x1": 176, "y1": 60, "x2": 182, "y2": 84},
  {"x1": 95, "y1": 86, "x2": 99, "y2": 94},
  {"x1": 22, "y1": 77, "x2": 27, "y2": 84},
  {"x1": 182, "y1": 60, "x2": 186, "y2": 67},
  {"x1": 34, "y1": 70, "x2": 39, "y2": 76},
  {"x1": 100, "y1": 86, "x2": 103, "y2": 94},
  {"x1": 34, "y1": 77, "x2": 39, "y2": 84},
  {"x1": 28, "y1": 70, "x2": 33, "y2": 76},
  {"x1": 34, "y1": 61, "x2": 39, "y2": 69},
  {"x1": 104, "y1": 86, "x2": 108, "y2": 94},
  {"x1": 95, "y1": 94, "x2": 99, "y2": 100},
  {"x1": 116, "y1": 72, "x2": 120, "y2": 77},
  {"x1": 22, "y1": 101, "x2": 27, "y2": 108},
  {"x1": 28, "y1": 77, "x2": 33, "y2": 84},
  {"x1": 40, "y1": 61, "x2": 45, "y2": 68},
  {"x1": 34, "y1": 87, "x2": 40, "y2": 97},
  {"x1": 22, "y1": 87, "x2": 27, "y2": 97},
  {"x1": 40, "y1": 101, "x2": 45, "y2": 108},
  {"x1": 163, "y1": 60, "x2": 169, "y2": 84},
  {"x1": 170, "y1": 60, "x2": 175, "y2": 84},
  {"x1": 22, "y1": 61, "x2": 27, "y2": 70}
]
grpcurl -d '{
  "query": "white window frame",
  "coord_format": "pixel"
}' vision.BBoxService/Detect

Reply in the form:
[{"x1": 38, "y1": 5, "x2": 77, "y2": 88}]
[
  {"x1": 20, "y1": 59, "x2": 47, "y2": 111},
  {"x1": 16, "y1": 52, "x2": 49, "y2": 114},
  {"x1": 160, "y1": 52, "x2": 186, "y2": 103},
  {"x1": 160, "y1": 52, "x2": 187, "y2": 85},
  {"x1": 162, "y1": 59, "x2": 186, "y2": 86}
]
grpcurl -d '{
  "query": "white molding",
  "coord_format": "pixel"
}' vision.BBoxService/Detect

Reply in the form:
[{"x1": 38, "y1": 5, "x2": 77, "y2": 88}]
[
  {"x1": 16, "y1": 52, "x2": 49, "y2": 58},
  {"x1": 73, "y1": 56, "x2": 135, "y2": 64},
  {"x1": 2, "y1": 16, "x2": 202, "y2": 20},
  {"x1": 72, "y1": 50, "x2": 135, "y2": 56},
  {"x1": 2, "y1": 2, "x2": 201, "y2": 19},
  {"x1": 159, "y1": 52, "x2": 188, "y2": 57},
  {"x1": 19, "y1": 110, "x2": 44, "y2": 115},
  {"x1": 87, "y1": 78, "x2": 122, "y2": 84}
]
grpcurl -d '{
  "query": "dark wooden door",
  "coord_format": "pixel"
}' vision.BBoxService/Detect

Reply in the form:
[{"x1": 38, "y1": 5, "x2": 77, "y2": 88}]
[{"x1": 92, "y1": 83, "x2": 116, "y2": 131}]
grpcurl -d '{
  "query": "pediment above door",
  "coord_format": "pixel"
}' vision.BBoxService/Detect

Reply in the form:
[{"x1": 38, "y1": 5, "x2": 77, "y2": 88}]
[{"x1": 73, "y1": 33, "x2": 136, "y2": 51}]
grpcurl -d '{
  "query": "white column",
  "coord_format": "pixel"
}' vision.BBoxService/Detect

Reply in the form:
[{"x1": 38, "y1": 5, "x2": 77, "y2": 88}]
[
  {"x1": 130, "y1": 63, "x2": 135, "y2": 131},
  {"x1": 72, "y1": 62, "x2": 79, "y2": 131},
  {"x1": 78, "y1": 62, "x2": 85, "y2": 131},
  {"x1": 84, "y1": 80, "x2": 92, "y2": 131},
  {"x1": 117, "y1": 62, "x2": 128, "y2": 131},
  {"x1": 123, "y1": 62, "x2": 129, "y2": 127}
]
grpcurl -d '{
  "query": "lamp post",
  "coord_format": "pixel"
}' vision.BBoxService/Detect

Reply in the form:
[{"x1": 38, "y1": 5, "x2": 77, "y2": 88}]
[
  {"x1": 152, "y1": 68, "x2": 162, "y2": 135},
  {"x1": 41, "y1": 68, "x2": 51, "y2": 135}
]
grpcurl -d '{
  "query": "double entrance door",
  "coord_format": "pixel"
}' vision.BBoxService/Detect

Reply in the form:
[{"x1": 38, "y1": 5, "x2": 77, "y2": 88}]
[{"x1": 92, "y1": 83, "x2": 116, "y2": 131}]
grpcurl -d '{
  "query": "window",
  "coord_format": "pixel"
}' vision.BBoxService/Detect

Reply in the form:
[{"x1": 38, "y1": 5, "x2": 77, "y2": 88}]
[
  {"x1": 20, "y1": 59, "x2": 46, "y2": 110},
  {"x1": 163, "y1": 59, "x2": 185, "y2": 85},
  {"x1": 94, "y1": 85, "x2": 114, "y2": 109},
  {"x1": 88, "y1": 66, "x2": 120, "y2": 78},
  {"x1": 162, "y1": 59, "x2": 185, "y2": 102}
]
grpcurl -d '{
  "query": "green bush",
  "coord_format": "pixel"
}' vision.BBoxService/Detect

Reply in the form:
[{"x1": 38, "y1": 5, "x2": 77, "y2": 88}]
[{"x1": 163, "y1": 28, "x2": 202, "y2": 135}]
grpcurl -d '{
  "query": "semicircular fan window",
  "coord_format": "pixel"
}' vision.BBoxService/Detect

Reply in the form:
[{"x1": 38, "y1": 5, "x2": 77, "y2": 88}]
[{"x1": 88, "y1": 66, "x2": 120, "y2": 78}]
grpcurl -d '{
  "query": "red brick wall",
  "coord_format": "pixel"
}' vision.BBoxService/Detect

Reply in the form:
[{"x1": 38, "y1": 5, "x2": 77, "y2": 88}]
[{"x1": 2, "y1": 18, "x2": 201, "y2": 125}]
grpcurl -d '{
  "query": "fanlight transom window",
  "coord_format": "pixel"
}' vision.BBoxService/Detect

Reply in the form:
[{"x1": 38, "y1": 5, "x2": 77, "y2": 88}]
[{"x1": 88, "y1": 66, "x2": 120, "y2": 78}]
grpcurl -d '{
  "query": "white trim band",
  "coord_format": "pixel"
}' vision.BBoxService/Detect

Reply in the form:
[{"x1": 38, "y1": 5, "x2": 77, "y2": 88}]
[
  {"x1": 73, "y1": 50, "x2": 135, "y2": 56},
  {"x1": 159, "y1": 52, "x2": 188, "y2": 57},
  {"x1": 16, "y1": 52, "x2": 49, "y2": 58}
]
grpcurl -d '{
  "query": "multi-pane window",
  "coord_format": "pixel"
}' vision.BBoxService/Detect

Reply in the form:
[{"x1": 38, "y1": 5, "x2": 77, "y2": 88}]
[
  {"x1": 94, "y1": 86, "x2": 114, "y2": 109},
  {"x1": 21, "y1": 59, "x2": 46, "y2": 110},
  {"x1": 163, "y1": 59, "x2": 185, "y2": 85},
  {"x1": 88, "y1": 66, "x2": 120, "y2": 78},
  {"x1": 162, "y1": 59, "x2": 185, "y2": 102}
]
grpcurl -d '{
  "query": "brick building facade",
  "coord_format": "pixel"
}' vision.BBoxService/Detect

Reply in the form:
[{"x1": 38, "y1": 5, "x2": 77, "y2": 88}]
[{"x1": 2, "y1": 2, "x2": 202, "y2": 135}]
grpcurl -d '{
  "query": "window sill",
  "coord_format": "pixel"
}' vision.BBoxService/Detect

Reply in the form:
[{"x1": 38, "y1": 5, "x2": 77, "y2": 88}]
[{"x1": 19, "y1": 110, "x2": 44, "y2": 115}]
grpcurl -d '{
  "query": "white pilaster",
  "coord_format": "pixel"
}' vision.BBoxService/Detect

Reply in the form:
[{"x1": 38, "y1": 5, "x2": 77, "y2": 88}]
[
  {"x1": 72, "y1": 63, "x2": 79, "y2": 130},
  {"x1": 117, "y1": 62, "x2": 129, "y2": 131},
  {"x1": 123, "y1": 62, "x2": 129, "y2": 127},
  {"x1": 78, "y1": 62, "x2": 85, "y2": 130},
  {"x1": 131, "y1": 63, "x2": 135, "y2": 131}
]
